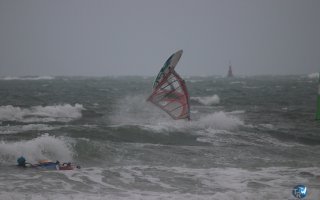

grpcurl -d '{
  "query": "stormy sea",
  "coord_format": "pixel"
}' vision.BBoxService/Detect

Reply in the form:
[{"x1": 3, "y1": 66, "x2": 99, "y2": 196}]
[{"x1": 0, "y1": 75, "x2": 319, "y2": 200}]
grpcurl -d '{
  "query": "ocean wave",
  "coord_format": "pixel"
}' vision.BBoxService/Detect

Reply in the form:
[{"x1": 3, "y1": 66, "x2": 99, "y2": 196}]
[
  {"x1": 188, "y1": 79, "x2": 204, "y2": 83},
  {"x1": 307, "y1": 72, "x2": 319, "y2": 79},
  {"x1": 111, "y1": 95, "x2": 169, "y2": 125},
  {"x1": 0, "y1": 133, "x2": 74, "y2": 163},
  {"x1": 191, "y1": 95, "x2": 220, "y2": 106},
  {"x1": 111, "y1": 95, "x2": 243, "y2": 133},
  {"x1": 2, "y1": 165, "x2": 313, "y2": 200},
  {"x1": 0, "y1": 104, "x2": 84, "y2": 123},
  {"x1": 230, "y1": 81, "x2": 245, "y2": 85},
  {"x1": 227, "y1": 110, "x2": 245, "y2": 115},
  {"x1": 138, "y1": 111, "x2": 244, "y2": 134},
  {"x1": 1, "y1": 76, "x2": 55, "y2": 80},
  {"x1": 0, "y1": 124, "x2": 57, "y2": 134},
  {"x1": 196, "y1": 111, "x2": 244, "y2": 130}
]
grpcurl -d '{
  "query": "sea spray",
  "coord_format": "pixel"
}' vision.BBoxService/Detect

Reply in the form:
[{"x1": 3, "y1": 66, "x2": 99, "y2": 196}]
[
  {"x1": 0, "y1": 104, "x2": 84, "y2": 122},
  {"x1": 191, "y1": 95, "x2": 220, "y2": 106},
  {"x1": 1, "y1": 76, "x2": 320, "y2": 200},
  {"x1": 0, "y1": 133, "x2": 74, "y2": 163},
  {"x1": 1, "y1": 76, "x2": 55, "y2": 80}
]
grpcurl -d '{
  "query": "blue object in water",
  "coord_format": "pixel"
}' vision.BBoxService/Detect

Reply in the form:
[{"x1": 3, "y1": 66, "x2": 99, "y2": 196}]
[
  {"x1": 38, "y1": 162, "x2": 58, "y2": 170},
  {"x1": 292, "y1": 185, "x2": 308, "y2": 199},
  {"x1": 17, "y1": 156, "x2": 26, "y2": 166}
]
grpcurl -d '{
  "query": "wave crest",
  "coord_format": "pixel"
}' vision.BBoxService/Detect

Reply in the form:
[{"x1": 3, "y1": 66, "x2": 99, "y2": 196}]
[
  {"x1": 111, "y1": 95, "x2": 243, "y2": 132},
  {"x1": 191, "y1": 95, "x2": 220, "y2": 106},
  {"x1": 307, "y1": 72, "x2": 319, "y2": 79},
  {"x1": 0, "y1": 133, "x2": 74, "y2": 163},
  {"x1": 1, "y1": 76, "x2": 55, "y2": 80},
  {"x1": 0, "y1": 104, "x2": 84, "y2": 123}
]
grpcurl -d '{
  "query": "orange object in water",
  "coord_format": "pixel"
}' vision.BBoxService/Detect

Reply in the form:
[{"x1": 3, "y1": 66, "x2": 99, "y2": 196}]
[
  {"x1": 58, "y1": 163, "x2": 74, "y2": 170},
  {"x1": 38, "y1": 159, "x2": 53, "y2": 164}
]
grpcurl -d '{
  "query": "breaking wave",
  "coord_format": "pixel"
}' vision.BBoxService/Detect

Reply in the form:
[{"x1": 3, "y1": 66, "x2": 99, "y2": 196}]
[
  {"x1": 142, "y1": 111, "x2": 244, "y2": 133},
  {"x1": 1, "y1": 165, "x2": 314, "y2": 200},
  {"x1": 0, "y1": 124, "x2": 57, "y2": 135},
  {"x1": 110, "y1": 95, "x2": 168, "y2": 125},
  {"x1": 307, "y1": 72, "x2": 319, "y2": 79},
  {"x1": 196, "y1": 111, "x2": 243, "y2": 130},
  {"x1": 0, "y1": 104, "x2": 84, "y2": 123},
  {"x1": 111, "y1": 95, "x2": 243, "y2": 133},
  {"x1": 191, "y1": 95, "x2": 220, "y2": 105},
  {"x1": 0, "y1": 133, "x2": 74, "y2": 163},
  {"x1": 1, "y1": 76, "x2": 55, "y2": 80}
]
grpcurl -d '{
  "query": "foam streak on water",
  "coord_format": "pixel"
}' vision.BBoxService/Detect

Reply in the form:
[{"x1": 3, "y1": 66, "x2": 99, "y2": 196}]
[
  {"x1": 0, "y1": 134, "x2": 74, "y2": 163},
  {"x1": 1, "y1": 166, "x2": 320, "y2": 200},
  {"x1": 0, "y1": 104, "x2": 84, "y2": 123}
]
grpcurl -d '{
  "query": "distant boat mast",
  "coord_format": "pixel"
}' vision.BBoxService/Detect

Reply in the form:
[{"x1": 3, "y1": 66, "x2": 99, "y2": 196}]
[{"x1": 227, "y1": 61, "x2": 234, "y2": 78}]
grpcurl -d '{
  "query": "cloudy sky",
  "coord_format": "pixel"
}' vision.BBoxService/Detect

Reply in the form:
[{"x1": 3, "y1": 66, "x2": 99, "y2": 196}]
[{"x1": 0, "y1": 0, "x2": 319, "y2": 76}]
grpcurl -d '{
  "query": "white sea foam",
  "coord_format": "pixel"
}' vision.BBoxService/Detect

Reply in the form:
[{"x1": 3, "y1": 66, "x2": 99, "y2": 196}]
[
  {"x1": 191, "y1": 95, "x2": 220, "y2": 106},
  {"x1": 111, "y1": 95, "x2": 169, "y2": 125},
  {"x1": 307, "y1": 72, "x2": 319, "y2": 79},
  {"x1": 188, "y1": 79, "x2": 203, "y2": 83},
  {"x1": 0, "y1": 192, "x2": 215, "y2": 200},
  {"x1": 227, "y1": 110, "x2": 245, "y2": 114},
  {"x1": 243, "y1": 86, "x2": 259, "y2": 89},
  {"x1": 0, "y1": 124, "x2": 57, "y2": 134},
  {"x1": 112, "y1": 95, "x2": 243, "y2": 133},
  {"x1": 196, "y1": 111, "x2": 244, "y2": 130},
  {"x1": 140, "y1": 111, "x2": 244, "y2": 134},
  {"x1": 230, "y1": 81, "x2": 245, "y2": 85},
  {"x1": 62, "y1": 167, "x2": 121, "y2": 190},
  {"x1": 1, "y1": 165, "x2": 319, "y2": 200},
  {"x1": 259, "y1": 123, "x2": 275, "y2": 130},
  {"x1": 190, "y1": 110, "x2": 199, "y2": 114},
  {"x1": 1, "y1": 76, "x2": 55, "y2": 80},
  {"x1": 0, "y1": 133, "x2": 74, "y2": 163},
  {"x1": 59, "y1": 166, "x2": 320, "y2": 199},
  {"x1": 0, "y1": 104, "x2": 84, "y2": 123}
]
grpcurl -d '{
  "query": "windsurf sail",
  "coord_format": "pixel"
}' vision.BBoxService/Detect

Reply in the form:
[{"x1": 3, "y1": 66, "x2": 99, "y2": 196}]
[
  {"x1": 316, "y1": 73, "x2": 320, "y2": 120},
  {"x1": 147, "y1": 50, "x2": 190, "y2": 120}
]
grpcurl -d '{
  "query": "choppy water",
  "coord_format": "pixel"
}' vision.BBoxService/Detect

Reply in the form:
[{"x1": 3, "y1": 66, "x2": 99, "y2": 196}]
[{"x1": 0, "y1": 75, "x2": 320, "y2": 200}]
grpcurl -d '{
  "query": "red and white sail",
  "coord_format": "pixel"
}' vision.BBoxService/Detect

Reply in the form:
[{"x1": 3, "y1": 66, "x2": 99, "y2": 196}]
[{"x1": 147, "y1": 50, "x2": 190, "y2": 120}]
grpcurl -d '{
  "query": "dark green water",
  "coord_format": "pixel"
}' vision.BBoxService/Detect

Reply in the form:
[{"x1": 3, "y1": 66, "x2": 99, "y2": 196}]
[{"x1": 0, "y1": 75, "x2": 320, "y2": 200}]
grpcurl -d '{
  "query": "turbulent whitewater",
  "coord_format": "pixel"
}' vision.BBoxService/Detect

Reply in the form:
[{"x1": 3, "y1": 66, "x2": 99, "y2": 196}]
[{"x1": 0, "y1": 76, "x2": 320, "y2": 200}]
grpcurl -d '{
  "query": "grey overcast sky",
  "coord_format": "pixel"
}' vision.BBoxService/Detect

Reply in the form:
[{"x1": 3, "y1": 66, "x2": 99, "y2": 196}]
[{"x1": 0, "y1": 0, "x2": 319, "y2": 76}]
